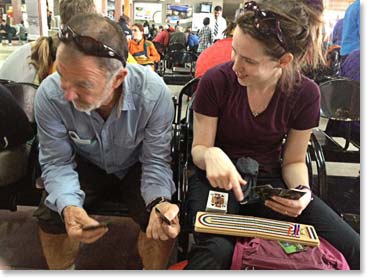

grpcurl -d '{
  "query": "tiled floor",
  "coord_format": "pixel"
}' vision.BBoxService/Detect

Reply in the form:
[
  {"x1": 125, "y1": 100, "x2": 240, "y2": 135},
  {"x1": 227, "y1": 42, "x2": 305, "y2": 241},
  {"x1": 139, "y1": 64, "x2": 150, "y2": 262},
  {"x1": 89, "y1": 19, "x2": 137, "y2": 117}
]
[{"x1": 0, "y1": 43, "x2": 360, "y2": 270}]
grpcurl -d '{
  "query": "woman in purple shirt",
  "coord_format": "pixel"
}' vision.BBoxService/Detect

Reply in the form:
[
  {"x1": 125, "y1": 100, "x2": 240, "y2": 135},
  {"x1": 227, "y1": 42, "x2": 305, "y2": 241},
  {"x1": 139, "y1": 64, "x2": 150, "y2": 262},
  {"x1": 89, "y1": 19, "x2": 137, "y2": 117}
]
[{"x1": 185, "y1": 0, "x2": 359, "y2": 270}]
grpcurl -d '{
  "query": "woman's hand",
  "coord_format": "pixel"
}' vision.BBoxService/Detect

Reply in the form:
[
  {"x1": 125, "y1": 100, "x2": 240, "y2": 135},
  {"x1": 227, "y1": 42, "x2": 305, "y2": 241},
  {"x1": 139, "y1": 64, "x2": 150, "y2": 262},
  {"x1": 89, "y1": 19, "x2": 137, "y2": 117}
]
[
  {"x1": 63, "y1": 206, "x2": 108, "y2": 244},
  {"x1": 264, "y1": 189, "x2": 313, "y2": 217},
  {"x1": 204, "y1": 147, "x2": 247, "y2": 201},
  {"x1": 146, "y1": 202, "x2": 180, "y2": 241}
]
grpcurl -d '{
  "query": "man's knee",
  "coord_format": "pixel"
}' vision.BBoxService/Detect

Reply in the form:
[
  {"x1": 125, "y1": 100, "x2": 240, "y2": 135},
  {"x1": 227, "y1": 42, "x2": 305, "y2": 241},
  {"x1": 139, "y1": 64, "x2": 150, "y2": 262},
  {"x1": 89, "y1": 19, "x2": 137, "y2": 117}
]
[{"x1": 38, "y1": 227, "x2": 79, "y2": 269}]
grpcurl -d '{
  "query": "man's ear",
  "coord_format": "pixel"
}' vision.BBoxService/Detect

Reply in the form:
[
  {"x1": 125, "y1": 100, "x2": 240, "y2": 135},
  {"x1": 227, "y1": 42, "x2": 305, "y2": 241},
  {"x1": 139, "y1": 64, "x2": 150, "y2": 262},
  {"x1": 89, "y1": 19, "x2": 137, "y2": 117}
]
[
  {"x1": 278, "y1": 53, "x2": 294, "y2": 68},
  {"x1": 112, "y1": 67, "x2": 128, "y2": 89}
]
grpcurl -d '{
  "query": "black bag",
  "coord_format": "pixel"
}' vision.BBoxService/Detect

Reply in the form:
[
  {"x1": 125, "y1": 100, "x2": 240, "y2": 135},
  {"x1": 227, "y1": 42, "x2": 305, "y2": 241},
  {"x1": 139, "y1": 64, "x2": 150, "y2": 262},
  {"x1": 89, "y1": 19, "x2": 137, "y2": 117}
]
[
  {"x1": 0, "y1": 84, "x2": 34, "y2": 150},
  {"x1": 236, "y1": 157, "x2": 261, "y2": 205}
]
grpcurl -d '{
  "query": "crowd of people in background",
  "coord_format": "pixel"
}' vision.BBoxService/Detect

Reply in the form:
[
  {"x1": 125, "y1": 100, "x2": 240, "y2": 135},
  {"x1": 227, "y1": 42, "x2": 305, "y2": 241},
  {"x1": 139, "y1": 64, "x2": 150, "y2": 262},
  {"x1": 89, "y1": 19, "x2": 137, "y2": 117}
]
[
  {"x1": 0, "y1": 1, "x2": 360, "y2": 85},
  {"x1": 0, "y1": 0, "x2": 361, "y2": 271}
]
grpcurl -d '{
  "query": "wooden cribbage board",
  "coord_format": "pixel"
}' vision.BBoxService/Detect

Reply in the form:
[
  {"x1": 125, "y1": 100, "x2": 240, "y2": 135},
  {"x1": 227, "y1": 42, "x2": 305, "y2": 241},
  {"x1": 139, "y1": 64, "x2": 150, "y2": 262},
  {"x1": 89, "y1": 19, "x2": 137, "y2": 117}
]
[{"x1": 195, "y1": 212, "x2": 320, "y2": 247}]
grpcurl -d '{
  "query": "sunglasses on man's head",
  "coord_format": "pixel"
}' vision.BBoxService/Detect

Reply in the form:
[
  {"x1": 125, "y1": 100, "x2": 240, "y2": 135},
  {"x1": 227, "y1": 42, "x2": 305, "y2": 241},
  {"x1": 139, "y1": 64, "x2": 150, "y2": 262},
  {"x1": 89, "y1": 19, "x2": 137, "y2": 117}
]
[
  {"x1": 58, "y1": 24, "x2": 126, "y2": 67},
  {"x1": 244, "y1": 1, "x2": 287, "y2": 51}
]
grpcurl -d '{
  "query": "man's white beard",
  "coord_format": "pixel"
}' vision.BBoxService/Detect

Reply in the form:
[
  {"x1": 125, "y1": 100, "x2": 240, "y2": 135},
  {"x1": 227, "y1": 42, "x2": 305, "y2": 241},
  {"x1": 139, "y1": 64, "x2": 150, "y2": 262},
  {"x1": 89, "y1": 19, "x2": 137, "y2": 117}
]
[
  {"x1": 72, "y1": 100, "x2": 100, "y2": 113},
  {"x1": 71, "y1": 81, "x2": 114, "y2": 113}
]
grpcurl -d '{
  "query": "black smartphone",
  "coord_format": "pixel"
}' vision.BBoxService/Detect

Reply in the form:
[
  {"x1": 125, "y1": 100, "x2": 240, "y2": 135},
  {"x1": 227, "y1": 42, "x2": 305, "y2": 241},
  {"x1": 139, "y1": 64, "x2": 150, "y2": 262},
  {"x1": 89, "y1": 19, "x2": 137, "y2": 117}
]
[
  {"x1": 82, "y1": 221, "x2": 110, "y2": 231},
  {"x1": 254, "y1": 184, "x2": 306, "y2": 200},
  {"x1": 155, "y1": 207, "x2": 172, "y2": 225}
]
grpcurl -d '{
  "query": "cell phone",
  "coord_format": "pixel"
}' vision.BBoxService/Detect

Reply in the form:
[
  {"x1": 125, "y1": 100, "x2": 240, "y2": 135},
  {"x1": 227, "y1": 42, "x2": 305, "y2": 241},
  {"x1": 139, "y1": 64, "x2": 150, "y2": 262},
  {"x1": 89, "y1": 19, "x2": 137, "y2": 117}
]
[
  {"x1": 155, "y1": 207, "x2": 172, "y2": 225},
  {"x1": 82, "y1": 221, "x2": 110, "y2": 231},
  {"x1": 253, "y1": 184, "x2": 306, "y2": 200}
]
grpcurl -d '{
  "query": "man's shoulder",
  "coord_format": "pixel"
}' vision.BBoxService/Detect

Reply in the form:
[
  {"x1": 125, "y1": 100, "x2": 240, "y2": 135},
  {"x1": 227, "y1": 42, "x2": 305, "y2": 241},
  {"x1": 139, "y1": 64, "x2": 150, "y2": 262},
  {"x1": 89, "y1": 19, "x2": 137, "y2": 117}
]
[
  {"x1": 126, "y1": 64, "x2": 168, "y2": 101},
  {"x1": 219, "y1": 16, "x2": 227, "y2": 24},
  {"x1": 37, "y1": 73, "x2": 64, "y2": 101}
]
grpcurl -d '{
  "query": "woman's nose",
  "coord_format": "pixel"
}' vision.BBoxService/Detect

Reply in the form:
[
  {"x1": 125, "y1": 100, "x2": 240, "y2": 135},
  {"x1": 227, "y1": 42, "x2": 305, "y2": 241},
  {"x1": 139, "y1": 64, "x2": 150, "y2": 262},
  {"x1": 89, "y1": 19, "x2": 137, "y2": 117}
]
[{"x1": 232, "y1": 56, "x2": 241, "y2": 73}]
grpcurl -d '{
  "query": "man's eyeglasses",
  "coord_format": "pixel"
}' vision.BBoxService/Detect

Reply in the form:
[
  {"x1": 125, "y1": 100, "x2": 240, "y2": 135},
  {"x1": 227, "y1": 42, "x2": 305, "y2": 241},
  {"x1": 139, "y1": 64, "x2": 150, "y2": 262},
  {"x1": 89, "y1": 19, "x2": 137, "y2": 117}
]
[
  {"x1": 58, "y1": 24, "x2": 126, "y2": 67},
  {"x1": 244, "y1": 1, "x2": 287, "y2": 51}
]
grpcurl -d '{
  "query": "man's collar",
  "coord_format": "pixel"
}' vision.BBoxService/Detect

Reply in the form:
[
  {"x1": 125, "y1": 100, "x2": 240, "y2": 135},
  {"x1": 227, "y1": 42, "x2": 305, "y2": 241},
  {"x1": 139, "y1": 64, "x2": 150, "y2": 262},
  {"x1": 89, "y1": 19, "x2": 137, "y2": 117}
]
[{"x1": 116, "y1": 74, "x2": 135, "y2": 118}]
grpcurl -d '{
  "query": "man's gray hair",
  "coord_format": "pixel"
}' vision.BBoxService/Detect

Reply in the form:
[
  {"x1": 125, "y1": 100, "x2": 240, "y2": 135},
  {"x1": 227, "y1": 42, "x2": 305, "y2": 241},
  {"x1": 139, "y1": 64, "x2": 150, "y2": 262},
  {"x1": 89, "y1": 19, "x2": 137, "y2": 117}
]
[
  {"x1": 60, "y1": 0, "x2": 96, "y2": 24},
  {"x1": 63, "y1": 14, "x2": 128, "y2": 75}
]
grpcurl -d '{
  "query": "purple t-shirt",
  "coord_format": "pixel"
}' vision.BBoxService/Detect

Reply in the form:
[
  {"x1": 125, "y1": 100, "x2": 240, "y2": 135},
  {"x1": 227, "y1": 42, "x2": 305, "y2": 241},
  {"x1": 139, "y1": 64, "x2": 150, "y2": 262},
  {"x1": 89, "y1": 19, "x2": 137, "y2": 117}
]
[{"x1": 193, "y1": 61, "x2": 320, "y2": 170}]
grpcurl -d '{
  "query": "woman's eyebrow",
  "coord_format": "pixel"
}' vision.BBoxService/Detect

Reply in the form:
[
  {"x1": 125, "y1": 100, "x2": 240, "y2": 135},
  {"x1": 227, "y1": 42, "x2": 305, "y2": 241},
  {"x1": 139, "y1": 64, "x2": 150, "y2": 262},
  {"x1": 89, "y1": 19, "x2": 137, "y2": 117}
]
[{"x1": 232, "y1": 46, "x2": 259, "y2": 63}]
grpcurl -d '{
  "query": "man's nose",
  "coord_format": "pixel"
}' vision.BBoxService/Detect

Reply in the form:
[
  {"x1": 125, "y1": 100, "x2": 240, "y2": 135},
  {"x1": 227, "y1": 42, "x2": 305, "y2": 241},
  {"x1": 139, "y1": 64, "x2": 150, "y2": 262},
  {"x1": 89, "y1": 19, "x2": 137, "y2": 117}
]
[{"x1": 61, "y1": 83, "x2": 77, "y2": 101}]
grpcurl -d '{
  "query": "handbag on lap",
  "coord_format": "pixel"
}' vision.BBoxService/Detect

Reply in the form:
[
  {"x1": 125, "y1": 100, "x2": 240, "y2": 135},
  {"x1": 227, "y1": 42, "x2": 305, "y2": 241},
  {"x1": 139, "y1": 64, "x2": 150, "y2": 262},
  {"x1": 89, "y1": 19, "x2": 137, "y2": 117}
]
[{"x1": 230, "y1": 236, "x2": 349, "y2": 270}]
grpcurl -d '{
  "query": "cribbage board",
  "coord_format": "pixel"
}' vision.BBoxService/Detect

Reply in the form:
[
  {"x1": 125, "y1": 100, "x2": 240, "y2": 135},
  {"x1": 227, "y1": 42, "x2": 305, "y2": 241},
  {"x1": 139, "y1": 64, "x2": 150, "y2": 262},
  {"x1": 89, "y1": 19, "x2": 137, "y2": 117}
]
[{"x1": 195, "y1": 212, "x2": 320, "y2": 247}]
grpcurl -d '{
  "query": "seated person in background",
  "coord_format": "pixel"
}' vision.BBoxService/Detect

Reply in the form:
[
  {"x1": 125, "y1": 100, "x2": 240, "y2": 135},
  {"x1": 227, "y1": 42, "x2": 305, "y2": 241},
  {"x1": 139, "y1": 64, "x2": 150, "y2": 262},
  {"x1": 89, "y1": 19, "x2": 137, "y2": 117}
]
[
  {"x1": 0, "y1": 0, "x2": 96, "y2": 84},
  {"x1": 331, "y1": 18, "x2": 343, "y2": 46},
  {"x1": 195, "y1": 21, "x2": 236, "y2": 78},
  {"x1": 0, "y1": 19, "x2": 13, "y2": 45},
  {"x1": 128, "y1": 23, "x2": 160, "y2": 70},
  {"x1": 184, "y1": 0, "x2": 359, "y2": 270},
  {"x1": 185, "y1": 28, "x2": 199, "y2": 52},
  {"x1": 167, "y1": 26, "x2": 187, "y2": 50},
  {"x1": 29, "y1": 36, "x2": 58, "y2": 84},
  {"x1": 118, "y1": 14, "x2": 132, "y2": 40},
  {"x1": 153, "y1": 25, "x2": 170, "y2": 54},
  {"x1": 340, "y1": 49, "x2": 360, "y2": 81},
  {"x1": 33, "y1": 14, "x2": 179, "y2": 270},
  {"x1": 17, "y1": 20, "x2": 28, "y2": 44},
  {"x1": 340, "y1": 0, "x2": 359, "y2": 61}
]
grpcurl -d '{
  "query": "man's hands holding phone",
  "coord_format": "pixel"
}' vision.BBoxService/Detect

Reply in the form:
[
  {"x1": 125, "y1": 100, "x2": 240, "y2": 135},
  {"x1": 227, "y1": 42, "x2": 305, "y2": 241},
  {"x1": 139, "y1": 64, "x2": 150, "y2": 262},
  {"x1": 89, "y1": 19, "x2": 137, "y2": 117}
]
[
  {"x1": 63, "y1": 206, "x2": 109, "y2": 244},
  {"x1": 146, "y1": 202, "x2": 180, "y2": 241}
]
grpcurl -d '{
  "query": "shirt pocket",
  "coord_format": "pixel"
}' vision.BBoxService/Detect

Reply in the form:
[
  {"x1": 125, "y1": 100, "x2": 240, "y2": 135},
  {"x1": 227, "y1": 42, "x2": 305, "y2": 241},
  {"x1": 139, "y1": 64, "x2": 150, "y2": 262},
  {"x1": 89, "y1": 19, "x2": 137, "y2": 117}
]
[{"x1": 68, "y1": 130, "x2": 99, "y2": 158}]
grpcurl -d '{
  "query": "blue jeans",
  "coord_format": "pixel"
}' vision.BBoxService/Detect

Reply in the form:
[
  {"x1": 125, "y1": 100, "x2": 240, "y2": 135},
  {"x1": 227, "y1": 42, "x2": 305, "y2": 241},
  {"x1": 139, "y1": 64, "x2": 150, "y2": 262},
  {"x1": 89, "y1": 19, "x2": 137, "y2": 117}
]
[
  {"x1": 184, "y1": 166, "x2": 360, "y2": 270},
  {"x1": 0, "y1": 32, "x2": 13, "y2": 43}
]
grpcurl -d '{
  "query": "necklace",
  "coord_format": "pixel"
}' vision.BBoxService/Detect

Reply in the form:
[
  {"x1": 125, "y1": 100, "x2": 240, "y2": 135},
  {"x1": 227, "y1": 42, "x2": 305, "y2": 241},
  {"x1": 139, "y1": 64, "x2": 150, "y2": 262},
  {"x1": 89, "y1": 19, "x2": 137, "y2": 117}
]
[{"x1": 252, "y1": 111, "x2": 260, "y2": 117}]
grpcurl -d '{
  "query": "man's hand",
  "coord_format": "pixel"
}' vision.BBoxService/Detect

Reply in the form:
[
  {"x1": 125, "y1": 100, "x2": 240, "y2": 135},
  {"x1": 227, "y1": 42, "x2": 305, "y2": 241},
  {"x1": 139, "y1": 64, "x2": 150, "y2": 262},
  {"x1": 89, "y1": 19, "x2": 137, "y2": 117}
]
[
  {"x1": 62, "y1": 206, "x2": 108, "y2": 244},
  {"x1": 204, "y1": 147, "x2": 247, "y2": 201},
  {"x1": 146, "y1": 202, "x2": 180, "y2": 240},
  {"x1": 264, "y1": 189, "x2": 313, "y2": 217}
]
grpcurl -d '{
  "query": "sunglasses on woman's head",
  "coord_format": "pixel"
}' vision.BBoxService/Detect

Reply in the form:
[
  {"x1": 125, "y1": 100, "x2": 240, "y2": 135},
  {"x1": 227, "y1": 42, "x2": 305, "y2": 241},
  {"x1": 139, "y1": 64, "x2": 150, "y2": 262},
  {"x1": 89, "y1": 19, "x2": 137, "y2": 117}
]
[
  {"x1": 58, "y1": 24, "x2": 126, "y2": 67},
  {"x1": 244, "y1": 1, "x2": 287, "y2": 51}
]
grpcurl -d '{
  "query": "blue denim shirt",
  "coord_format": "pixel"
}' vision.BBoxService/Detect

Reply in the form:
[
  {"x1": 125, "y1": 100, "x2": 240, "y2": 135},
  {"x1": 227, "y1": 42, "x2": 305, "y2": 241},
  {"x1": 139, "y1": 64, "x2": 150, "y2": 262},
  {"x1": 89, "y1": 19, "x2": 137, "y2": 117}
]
[{"x1": 35, "y1": 64, "x2": 175, "y2": 215}]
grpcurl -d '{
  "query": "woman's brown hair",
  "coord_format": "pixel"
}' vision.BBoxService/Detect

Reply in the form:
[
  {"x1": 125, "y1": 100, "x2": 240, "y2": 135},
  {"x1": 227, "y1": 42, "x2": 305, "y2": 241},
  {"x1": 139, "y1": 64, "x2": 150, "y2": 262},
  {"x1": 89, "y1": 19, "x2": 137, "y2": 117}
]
[
  {"x1": 236, "y1": 0, "x2": 325, "y2": 93},
  {"x1": 29, "y1": 36, "x2": 58, "y2": 83}
]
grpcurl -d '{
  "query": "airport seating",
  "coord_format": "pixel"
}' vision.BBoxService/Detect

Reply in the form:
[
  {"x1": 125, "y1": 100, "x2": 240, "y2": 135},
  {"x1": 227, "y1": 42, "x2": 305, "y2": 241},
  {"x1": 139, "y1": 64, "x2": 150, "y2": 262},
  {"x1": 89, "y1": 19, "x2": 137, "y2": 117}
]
[
  {"x1": 311, "y1": 78, "x2": 360, "y2": 200},
  {"x1": 161, "y1": 44, "x2": 197, "y2": 85},
  {"x1": 0, "y1": 82, "x2": 40, "y2": 210}
]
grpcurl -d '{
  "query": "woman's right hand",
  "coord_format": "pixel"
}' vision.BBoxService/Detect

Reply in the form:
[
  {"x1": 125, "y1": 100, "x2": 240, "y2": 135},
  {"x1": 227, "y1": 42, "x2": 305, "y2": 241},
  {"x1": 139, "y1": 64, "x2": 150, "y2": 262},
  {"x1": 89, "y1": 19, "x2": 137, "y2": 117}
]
[{"x1": 204, "y1": 147, "x2": 247, "y2": 201}]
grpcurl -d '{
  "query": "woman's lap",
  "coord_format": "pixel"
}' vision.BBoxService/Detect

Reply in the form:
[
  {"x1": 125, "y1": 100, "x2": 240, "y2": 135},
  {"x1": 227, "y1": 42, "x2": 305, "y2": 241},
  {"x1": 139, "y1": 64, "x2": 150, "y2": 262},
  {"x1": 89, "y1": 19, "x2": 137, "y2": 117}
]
[{"x1": 185, "y1": 167, "x2": 360, "y2": 269}]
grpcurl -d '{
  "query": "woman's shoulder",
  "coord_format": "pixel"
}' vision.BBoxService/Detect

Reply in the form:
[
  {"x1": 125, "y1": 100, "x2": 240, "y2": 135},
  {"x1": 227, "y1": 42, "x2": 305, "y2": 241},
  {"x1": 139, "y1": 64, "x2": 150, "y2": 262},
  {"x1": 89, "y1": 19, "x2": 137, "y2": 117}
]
[
  {"x1": 203, "y1": 61, "x2": 236, "y2": 83},
  {"x1": 298, "y1": 75, "x2": 320, "y2": 98}
]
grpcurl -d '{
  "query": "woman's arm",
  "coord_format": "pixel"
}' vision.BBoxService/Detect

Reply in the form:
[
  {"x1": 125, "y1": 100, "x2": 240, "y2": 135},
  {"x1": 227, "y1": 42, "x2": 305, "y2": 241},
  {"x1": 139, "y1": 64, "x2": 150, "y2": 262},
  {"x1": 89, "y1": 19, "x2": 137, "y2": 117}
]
[
  {"x1": 265, "y1": 128, "x2": 313, "y2": 217},
  {"x1": 191, "y1": 112, "x2": 246, "y2": 200},
  {"x1": 191, "y1": 112, "x2": 218, "y2": 169},
  {"x1": 148, "y1": 42, "x2": 161, "y2": 62},
  {"x1": 281, "y1": 128, "x2": 312, "y2": 189}
]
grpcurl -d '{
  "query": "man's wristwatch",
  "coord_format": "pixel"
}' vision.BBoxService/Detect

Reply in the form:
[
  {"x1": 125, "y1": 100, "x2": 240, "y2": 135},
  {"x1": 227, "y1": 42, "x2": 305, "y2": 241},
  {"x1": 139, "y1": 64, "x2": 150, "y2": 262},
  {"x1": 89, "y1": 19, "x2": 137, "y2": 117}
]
[{"x1": 146, "y1": 196, "x2": 171, "y2": 212}]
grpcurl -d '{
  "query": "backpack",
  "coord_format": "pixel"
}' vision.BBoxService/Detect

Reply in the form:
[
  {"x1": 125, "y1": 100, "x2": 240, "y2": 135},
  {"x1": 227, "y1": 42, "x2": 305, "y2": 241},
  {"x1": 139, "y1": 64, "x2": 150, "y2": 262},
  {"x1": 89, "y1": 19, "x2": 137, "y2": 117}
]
[
  {"x1": 231, "y1": 236, "x2": 349, "y2": 270},
  {"x1": 0, "y1": 84, "x2": 34, "y2": 150}
]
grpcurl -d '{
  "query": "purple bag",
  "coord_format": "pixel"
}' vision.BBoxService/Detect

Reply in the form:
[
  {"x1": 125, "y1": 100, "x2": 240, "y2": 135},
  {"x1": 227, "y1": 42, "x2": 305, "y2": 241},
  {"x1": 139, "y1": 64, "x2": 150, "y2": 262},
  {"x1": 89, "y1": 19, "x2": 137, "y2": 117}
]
[{"x1": 231, "y1": 237, "x2": 349, "y2": 270}]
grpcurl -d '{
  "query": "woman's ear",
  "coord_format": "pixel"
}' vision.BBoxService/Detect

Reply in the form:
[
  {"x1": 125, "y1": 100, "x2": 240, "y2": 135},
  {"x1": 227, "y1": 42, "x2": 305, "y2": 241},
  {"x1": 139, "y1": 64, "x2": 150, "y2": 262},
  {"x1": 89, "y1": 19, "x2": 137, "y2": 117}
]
[
  {"x1": 279, "y1": 53, "x2": 294, "y2": 68},
  {"x1": 112, "y1": 67, "x2": 128, "y2": 89}
]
